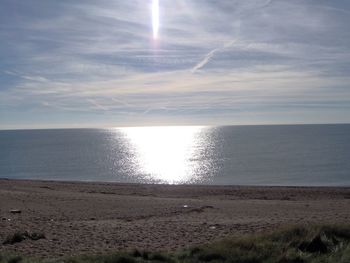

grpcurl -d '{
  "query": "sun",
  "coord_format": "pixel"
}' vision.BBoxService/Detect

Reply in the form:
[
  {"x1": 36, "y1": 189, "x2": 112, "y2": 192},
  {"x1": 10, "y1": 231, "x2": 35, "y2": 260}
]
[{"x1": 152, "y1": 0, "x2": 159, "y2": 39}]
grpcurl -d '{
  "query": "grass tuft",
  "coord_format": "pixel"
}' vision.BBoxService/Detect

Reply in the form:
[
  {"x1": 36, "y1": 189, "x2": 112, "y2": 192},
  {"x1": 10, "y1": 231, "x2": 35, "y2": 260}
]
[
  {"x1": 7, "y1": 256, "x2": 22, "y2": 263},
  {"x1": 3, "y1": 231, "x2": 45, "y2": 245},
  {"x1": 148, "y1": 252, "x2": 172, "y2": 262},
  {"x1": 3, "y1": 233, "x2": 27, "y2": 245}
]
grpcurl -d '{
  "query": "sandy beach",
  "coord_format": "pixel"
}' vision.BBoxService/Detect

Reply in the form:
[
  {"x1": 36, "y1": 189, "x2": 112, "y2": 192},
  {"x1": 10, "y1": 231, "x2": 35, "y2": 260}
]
[{"x1": 1, "y1": 179, "x2": 350, "y2": 258}]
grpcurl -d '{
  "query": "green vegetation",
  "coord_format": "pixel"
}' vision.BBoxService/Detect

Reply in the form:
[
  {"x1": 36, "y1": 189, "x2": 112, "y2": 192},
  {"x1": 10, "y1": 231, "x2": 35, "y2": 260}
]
[
  {"x1": 2, "y1": 225, "x2": 350, "y2": 263},
  {"x1": 3, "y1": 232, "x2": 45, "y2": 245}
]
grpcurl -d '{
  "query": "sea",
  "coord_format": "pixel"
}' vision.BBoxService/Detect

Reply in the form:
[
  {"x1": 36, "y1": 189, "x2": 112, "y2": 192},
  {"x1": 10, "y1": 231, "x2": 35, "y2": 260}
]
[{"x1": 0, "y1": 124, "x2": 349, "y2": 186}]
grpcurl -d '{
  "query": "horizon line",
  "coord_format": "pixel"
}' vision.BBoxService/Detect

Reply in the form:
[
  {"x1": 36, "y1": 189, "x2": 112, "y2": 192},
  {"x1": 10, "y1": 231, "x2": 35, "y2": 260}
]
[{"x1": 1, "y1": 122, "x2": 350, "y2": 132}]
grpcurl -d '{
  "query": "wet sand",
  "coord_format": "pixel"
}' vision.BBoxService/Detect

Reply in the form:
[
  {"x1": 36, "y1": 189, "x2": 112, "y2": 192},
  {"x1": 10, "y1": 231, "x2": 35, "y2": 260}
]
[{"x1": 1, "y1": 179, "x2": 350, "y2": 258}]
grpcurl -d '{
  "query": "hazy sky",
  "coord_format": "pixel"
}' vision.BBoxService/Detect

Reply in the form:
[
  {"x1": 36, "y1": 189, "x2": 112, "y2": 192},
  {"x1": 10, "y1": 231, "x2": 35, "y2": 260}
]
[{"x1": 1, "y1": 0, "x2": 350, "y2": 129}]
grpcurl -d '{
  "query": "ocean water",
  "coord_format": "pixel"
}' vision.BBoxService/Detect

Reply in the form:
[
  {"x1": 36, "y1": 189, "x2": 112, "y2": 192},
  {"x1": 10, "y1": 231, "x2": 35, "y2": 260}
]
[{"x1": 0, "y1": 124, "x2": 349, "y2": 186}]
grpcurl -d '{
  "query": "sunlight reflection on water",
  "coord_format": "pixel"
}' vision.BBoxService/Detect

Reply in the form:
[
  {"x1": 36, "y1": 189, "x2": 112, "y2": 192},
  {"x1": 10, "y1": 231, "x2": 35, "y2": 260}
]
[
  {"x1": 119, "y1": 126, "x2": 210, "y2": 184},
  {"x1": 2, "y1": 125, "x2": 349, "y2": 185}
]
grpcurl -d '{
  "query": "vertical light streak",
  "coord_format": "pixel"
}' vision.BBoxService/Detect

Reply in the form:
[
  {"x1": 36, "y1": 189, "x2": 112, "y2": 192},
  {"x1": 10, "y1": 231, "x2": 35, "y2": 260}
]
[{"x1": 152, "y1": 0, "x2": 159, "y2": 39}]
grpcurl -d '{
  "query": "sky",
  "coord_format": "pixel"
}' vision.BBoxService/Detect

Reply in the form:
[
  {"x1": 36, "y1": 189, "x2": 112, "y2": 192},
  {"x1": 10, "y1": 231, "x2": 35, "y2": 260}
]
[{"x1": 0, "y1": 0, "x2": 350, "y2": 129}]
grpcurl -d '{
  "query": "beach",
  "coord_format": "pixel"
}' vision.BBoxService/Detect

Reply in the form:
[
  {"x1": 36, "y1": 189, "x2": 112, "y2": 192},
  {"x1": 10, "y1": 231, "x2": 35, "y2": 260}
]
[{"x1": 1, "y1": 179, "x2": 350, "y2": 258}]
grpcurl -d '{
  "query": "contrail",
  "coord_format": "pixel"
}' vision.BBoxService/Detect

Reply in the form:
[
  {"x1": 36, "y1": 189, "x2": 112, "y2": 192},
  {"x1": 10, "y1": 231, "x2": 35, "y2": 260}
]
[
  {"x1": 88, "y1": 99, "x2": 109, "y2": 111},
  {"x1": 191, "y1": 40, "x2": 236, "y2": 73},
  {"x1": 190, "y1": 0, "x2": 271, "y2": 74}
]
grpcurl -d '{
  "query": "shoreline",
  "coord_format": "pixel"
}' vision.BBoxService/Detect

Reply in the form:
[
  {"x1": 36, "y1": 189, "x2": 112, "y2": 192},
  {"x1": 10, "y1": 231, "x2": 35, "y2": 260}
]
[{"x1": 1, "y1": 179, "x2": 350, "y2": 258}]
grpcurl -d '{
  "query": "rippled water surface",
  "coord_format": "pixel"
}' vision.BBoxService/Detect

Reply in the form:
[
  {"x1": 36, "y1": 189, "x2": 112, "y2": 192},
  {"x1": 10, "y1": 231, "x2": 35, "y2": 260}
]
[{"x1": 0, "y1": 124, "x2": 350, "y2": 186}]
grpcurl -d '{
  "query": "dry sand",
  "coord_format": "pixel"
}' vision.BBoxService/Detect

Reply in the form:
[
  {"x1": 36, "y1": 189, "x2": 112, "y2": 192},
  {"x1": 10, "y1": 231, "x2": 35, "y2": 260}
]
[{"x1": 1, "y1": 179, "x2": 350, "y2": 258}]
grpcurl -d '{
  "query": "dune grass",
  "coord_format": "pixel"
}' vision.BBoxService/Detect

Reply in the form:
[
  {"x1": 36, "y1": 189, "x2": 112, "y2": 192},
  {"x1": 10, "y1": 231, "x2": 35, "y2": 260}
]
[{"x1": 1, "y1": 224, "x2": 350, "y2": 263}]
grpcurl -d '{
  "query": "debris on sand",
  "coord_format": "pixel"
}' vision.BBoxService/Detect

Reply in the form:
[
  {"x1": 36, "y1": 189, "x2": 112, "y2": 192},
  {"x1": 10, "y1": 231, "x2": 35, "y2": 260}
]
[{"x1": 9, "y1": 209, "x2": 21, "y2": 214}]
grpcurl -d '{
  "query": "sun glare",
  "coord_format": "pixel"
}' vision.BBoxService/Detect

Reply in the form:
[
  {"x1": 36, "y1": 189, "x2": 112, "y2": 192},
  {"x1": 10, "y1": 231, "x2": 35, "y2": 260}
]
[
  {"x1": 152, "y1": 0, "x2": 159, "y2": 39},
  {"x1": 121, "y1": 126, "x2": 203, "y2": 183}
]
